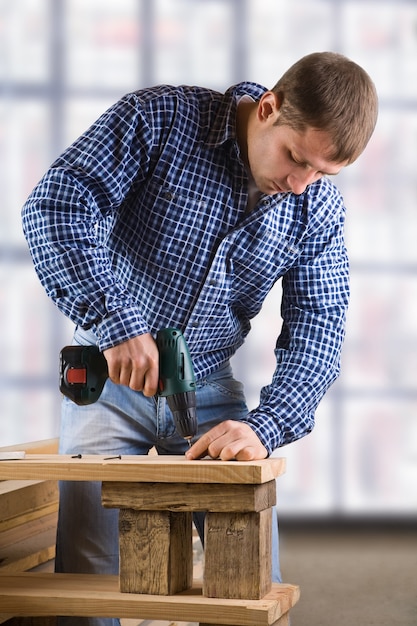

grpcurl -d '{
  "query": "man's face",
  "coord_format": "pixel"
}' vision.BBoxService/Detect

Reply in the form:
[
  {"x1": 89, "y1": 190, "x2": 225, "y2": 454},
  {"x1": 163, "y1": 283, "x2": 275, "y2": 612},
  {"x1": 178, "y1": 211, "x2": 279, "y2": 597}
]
[{"x1": 247, "y1": 92, "x2": 347, "y2": 196}]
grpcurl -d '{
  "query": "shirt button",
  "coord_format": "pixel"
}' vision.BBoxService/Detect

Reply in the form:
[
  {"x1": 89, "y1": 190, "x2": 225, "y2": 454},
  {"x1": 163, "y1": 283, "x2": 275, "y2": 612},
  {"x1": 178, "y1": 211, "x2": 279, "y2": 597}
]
[
  {"x1": 208, "y1": 278, "x2": 217, "y2": 286},
  {"x1": 191, "y1": 321, "x2": 199, "y2": 328}
]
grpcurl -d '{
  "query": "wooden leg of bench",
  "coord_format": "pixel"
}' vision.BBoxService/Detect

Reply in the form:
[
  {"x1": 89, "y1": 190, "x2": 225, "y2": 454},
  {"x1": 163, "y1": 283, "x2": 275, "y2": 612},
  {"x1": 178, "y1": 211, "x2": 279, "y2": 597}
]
[
  {"x1": 119, "y1": 508, "x2": 193, "y2": 595},
  {"x1": 204, "y1": 509, "x2": 272, "y2": 599}
]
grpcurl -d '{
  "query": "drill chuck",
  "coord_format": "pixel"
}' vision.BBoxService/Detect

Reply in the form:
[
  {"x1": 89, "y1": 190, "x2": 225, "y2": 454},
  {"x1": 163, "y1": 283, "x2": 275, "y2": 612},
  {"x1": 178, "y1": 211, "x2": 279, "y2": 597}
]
[{"x1": 165, "y1": 390, "x2": 197, "y2": 441}]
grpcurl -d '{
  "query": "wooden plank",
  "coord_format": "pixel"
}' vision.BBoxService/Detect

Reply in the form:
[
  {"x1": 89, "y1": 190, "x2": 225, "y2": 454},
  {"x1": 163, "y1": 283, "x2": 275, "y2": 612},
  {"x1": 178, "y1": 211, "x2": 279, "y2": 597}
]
[
  {"x1": 0, "y1": 440, "x2": 59, "y2": 455},
  {"x1": 0, "y1": 481, "x2": 58, "y2": 533},
  {"x1": 102, "y1": 480, "x2": 276, "y2": 513},
  {"x1": 204, "y1": 509, "x2": 271, "y2": 600},
  {"x1": 0, "y1": 456, "x2": 286, "y2": 485},
  {"x1": 0, "y1": 574, "x2": 299, "y2": 625},
  {"x1": 0, "y1": 513, "x2": 57, "y2": 573},
  {"x1": 119, "y1": 509, "x2": 193, "y2": 595}
]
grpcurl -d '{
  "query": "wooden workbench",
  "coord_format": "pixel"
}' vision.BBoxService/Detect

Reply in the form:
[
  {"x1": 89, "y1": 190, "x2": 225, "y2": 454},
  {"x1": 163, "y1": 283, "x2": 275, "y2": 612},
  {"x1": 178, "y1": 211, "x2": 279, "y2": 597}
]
[{"x1": 0, "y1": 454, "x2": 299, "y2": 625}]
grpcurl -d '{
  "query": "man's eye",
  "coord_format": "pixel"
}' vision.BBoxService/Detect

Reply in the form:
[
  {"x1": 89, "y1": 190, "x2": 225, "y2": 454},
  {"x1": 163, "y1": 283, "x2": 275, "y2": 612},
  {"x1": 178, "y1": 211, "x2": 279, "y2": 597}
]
[{"x1": 290, "y1": 153, "x2": 303, "y2": 166}]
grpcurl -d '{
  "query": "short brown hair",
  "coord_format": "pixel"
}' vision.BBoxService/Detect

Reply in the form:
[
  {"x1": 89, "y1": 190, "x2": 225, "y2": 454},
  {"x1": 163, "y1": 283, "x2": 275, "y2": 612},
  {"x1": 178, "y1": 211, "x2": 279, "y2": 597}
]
[{"x1": 271, "y1": 52, "x2": 378, "y2": 164}]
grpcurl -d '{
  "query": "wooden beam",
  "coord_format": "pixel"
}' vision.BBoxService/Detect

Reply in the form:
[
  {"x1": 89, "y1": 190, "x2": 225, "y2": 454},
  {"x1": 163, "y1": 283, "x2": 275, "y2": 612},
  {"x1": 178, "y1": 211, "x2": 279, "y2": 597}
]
[
  {"x1": 0, "y1": 456, "x2": 286, "y2": 485},
  {"x1": 0, "y1": 481, "x2": 58, "y2": 533},
  {"x1": 0, "y1": 514, "x2": 57, "y2": 574},
  {"x1": 0, "y1": 440, "x2": 59, "y2": 455},
  {"x1": 102, "y1": 480, "x2": 276, "y2": 513},
  {"x1": 0, "y1": 574, "x2": 299, "y2": 625}
]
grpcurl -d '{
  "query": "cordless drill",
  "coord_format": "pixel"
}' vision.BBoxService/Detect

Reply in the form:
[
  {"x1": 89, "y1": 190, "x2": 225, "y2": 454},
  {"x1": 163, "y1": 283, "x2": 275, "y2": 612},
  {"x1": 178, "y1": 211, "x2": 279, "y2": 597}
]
[{"x1": 59, "y1": 328, "x2": 197, "y2": 446}]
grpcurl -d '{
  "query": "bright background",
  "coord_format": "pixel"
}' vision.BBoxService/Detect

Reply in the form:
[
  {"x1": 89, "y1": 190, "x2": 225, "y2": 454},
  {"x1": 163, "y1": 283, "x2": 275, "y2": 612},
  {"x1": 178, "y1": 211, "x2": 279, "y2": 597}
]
[{"x1": 1, "y1": 0, "x2": 416, "y2": 520}]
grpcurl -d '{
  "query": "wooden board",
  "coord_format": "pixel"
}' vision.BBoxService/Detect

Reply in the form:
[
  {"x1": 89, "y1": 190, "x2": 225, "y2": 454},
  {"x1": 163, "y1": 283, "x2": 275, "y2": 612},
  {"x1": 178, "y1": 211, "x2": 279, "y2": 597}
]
[
  {"x1": 102, "y1": 480, "x2": 276, "y2": 513},
  {"x1": 0, "y1": 456, "x2": 285, "y2": 485},
  {"x1": 0, "y1": 513, "x2": 57, "y2": 573},
  {"x1": 0, "y1": 481, "x2": 58, "y2": 533},
  {"x1": 0, "y1": 574, "x2": 299, "y2": 625},
  {"x1": 0, "y1": 440, "x2": 59, "y2": 455}
]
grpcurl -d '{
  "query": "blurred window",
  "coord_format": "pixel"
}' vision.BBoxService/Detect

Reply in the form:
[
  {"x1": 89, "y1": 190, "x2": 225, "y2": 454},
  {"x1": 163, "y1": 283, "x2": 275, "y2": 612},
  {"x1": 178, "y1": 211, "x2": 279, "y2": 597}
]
[{"x1": 1, "y1": 0, "x2": 415, "y2": 518}]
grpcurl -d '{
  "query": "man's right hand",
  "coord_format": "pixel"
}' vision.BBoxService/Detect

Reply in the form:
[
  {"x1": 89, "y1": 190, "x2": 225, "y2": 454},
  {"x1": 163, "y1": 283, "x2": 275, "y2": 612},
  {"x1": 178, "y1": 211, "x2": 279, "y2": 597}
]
[{"x1": 103, "y1": 333, "x2": 159, "y2": 397}]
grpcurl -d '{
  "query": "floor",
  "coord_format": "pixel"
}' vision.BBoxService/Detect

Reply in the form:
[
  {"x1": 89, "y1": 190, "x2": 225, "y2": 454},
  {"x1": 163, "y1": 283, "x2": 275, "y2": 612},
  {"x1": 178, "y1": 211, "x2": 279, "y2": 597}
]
[
  {"x1": 120, "y1": 521, "x2": 417, "y2": 626},
  {"x1": 279, "y1": 521, "x2": 417, "y2": 626}
]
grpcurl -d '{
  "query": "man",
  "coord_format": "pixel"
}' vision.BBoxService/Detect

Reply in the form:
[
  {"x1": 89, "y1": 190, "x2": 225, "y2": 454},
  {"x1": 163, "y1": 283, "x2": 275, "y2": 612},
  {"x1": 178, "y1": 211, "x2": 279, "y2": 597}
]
[{"x1": 22, "y1": 52, "x2": 378, "y2": 625}]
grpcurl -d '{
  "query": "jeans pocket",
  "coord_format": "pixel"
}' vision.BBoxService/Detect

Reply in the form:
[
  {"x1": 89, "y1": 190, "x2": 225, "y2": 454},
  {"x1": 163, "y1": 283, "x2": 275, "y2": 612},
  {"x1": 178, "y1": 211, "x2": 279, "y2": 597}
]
[
  {"x1": 197, "y1": 362, "x2": 246, "y2": 402},
  {"x1": 204, "y1": 377, "x2": 245, "y2": 401}
]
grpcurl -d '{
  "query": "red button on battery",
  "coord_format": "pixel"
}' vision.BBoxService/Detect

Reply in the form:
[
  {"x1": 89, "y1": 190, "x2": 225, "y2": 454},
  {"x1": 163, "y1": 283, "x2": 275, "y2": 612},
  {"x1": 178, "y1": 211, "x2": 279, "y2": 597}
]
[{"x1": 66, "y1": 367, "x2": 87, "y2": 384}]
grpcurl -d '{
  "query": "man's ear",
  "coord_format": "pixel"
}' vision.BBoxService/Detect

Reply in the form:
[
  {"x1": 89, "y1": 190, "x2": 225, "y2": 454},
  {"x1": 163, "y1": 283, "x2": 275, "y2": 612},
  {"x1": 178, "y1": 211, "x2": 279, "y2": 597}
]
[{"x1": 257, "y1": 91, "x2": 282, "y2": 123}]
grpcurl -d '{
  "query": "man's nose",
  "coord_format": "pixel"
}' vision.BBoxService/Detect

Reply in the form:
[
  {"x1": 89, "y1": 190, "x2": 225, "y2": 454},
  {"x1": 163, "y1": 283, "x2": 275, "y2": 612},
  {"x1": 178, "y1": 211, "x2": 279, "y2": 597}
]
[{"x1": 287, "y1": 171, "x2": 318, "y2": 195}]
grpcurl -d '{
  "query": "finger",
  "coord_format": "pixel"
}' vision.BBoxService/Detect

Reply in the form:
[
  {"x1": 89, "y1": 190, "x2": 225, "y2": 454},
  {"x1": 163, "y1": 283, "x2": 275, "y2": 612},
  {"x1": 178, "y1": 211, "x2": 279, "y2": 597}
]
[
  {"x1": 120, "y1": 364, "x2": 135, "y2": 388},
  {"x1": 185, "y1": 432, "x2": 213, "y2": 460},
  {"x1": 142, "y1": 363, "x2": 159, "y2": 397},
  {"x1": 187, "y1": 433, "x2": 231, "y2": 461},
  {"x1": 185, "y1": 439, "x2": 208, "y2": 460},
  {"x1": 107, "y1": 362, "x2": 122, "y2": 386},
  {"x1": 234, "y1": 446, "x2": 267, "y2": 461},
  {"x1": 106, "y1": 352, "x2": 131, "y2": 387},
  {"x1": 127, "y1": 369, "x2": 145, "y2": 392},
  {"x1": 215, "y1": 439, "x2": 252, "y2": 461},
  {"x1": 186, "y1": 422, "x2": 240, "y2": 460}
]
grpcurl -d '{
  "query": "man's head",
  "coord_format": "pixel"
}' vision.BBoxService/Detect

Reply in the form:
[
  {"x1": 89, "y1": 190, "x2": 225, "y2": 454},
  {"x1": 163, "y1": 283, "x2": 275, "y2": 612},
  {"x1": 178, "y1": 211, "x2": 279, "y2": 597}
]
[
  {"x1": 271, "y1": 51, "x2": 378, "y2": 165},
  {"x1": 241, "y1": 51, "x2": 378, "y2": 196}
]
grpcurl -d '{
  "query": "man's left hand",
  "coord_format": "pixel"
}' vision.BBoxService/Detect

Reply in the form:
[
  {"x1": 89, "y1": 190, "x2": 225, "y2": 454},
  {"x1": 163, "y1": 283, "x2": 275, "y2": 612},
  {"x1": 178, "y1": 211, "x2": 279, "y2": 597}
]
[{"x1": 185, "y1": 420, "x2": 268, "y2": 461}]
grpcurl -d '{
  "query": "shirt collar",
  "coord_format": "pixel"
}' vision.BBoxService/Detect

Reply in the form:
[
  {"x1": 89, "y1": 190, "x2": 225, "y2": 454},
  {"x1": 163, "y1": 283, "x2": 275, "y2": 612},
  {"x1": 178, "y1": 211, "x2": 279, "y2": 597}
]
[{"x1": 204, "y1": 81, "x2": 267, "y2": 148}]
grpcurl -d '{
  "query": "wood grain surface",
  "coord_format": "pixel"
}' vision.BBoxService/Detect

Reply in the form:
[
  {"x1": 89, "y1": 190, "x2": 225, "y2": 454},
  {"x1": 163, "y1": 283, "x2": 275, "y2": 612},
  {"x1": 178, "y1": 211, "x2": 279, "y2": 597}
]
[{"x1": 0, "y1": 455, "x2": 286, "y2": 484}]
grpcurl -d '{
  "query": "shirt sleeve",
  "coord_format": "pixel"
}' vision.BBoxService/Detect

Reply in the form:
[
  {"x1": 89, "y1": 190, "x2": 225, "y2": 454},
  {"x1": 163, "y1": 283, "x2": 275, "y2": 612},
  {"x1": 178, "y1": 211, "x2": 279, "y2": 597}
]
[
  {"x1": 244, "y1": 189, "x2": 350, "y2": 455},
  {"x1": 21, "y1": 93, "x2": 154, "y2": 350}
]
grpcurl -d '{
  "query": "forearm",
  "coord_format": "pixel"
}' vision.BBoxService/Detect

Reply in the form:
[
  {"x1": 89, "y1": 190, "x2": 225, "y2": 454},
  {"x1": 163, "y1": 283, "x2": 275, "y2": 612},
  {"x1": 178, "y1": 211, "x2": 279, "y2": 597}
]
[
  {"x1": 245, "y1": 271, "x2": 348, "y2": 454},
  {"x1": 244, "y1": 344, "x2": 342, "y2": 454}
]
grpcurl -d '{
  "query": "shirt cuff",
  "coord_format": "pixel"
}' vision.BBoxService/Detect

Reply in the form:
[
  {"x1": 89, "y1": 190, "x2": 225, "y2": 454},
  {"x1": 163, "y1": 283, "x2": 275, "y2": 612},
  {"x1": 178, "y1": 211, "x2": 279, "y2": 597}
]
[
  {"x1": 243, "y1": 410, "x2": 282, "y2": 456},
  {"x1": 95, "y1": 306, "x2": 149, "y2": 351}
]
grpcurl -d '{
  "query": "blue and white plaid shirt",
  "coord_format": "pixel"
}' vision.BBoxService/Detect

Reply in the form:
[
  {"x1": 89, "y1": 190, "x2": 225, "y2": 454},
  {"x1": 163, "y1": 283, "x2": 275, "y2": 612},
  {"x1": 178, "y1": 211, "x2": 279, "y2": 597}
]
[{"x1": 22, "y1": 82, "x2": 349, "y2": 454}]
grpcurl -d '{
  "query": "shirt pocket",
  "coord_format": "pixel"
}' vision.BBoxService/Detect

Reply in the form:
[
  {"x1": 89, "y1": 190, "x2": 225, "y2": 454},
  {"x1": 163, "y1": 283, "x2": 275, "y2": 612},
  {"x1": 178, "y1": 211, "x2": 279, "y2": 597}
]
[
  {"x1": 229, "y1": 233, "x2": 303, "y2": 306},
  {"x1": 127, "y1": 181, "x2": 210, "y2": 272}
]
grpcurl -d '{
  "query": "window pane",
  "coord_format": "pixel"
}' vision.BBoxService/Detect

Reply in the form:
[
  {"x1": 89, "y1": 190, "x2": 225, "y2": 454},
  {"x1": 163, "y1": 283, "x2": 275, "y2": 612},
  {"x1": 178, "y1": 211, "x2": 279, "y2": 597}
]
[
  {"x1": 343, "y1": 273, "x2": 417, "y2": 390},
  {"x1": 0, "y1": 0, "x2": 50, "y2": 82},
  {"x1": 153, "y1": 0, "x2": 235, "y2": 88},
  {"x1": 0, "y1": 99, "x2": 50, "y2": 245},
  {"x1": 341, "y1": 110, "x2": 417, "y2": 265},
  {"x1": 0, "y1": 389, "x2": 59, "y2": 447},
  {"x1": 65, "y1": 0, "x2": 141, "y2": 89},
  {"x1": 64, "y1": 97, "x2": 118, "y2": 147},
  {"x1": 343, "y1": 2, "x2": 417, "y2": 99},
  {"x1": 0, "y1": 265, "x2": 66, "y2": 379},
  {"x1": 342, "y1": 399, "x2": 417, "y2": 515}
]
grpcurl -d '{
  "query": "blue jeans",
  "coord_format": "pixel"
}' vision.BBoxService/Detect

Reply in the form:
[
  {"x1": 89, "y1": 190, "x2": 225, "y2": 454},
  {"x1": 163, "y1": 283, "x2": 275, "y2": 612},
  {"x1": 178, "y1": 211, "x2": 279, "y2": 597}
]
[{"x1": 55, "y1": 327, "x2": 282, "y2": 626}]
